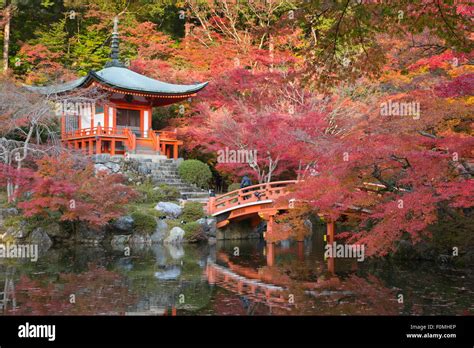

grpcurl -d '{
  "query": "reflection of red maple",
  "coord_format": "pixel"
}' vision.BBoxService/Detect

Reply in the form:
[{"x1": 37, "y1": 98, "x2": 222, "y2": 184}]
[{"x1": 8, "y1": 265, "x2": 137, "y2": 315}]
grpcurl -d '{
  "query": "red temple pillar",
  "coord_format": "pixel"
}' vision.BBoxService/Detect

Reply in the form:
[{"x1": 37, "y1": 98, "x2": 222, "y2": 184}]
[
  {"x1": 173, "y1": 144, "x2": 178, "y2": 159},
  {"x1": 95, "y1": 138, "x2": 102, "y2": 154},
  {"x1": 110, "y1": 139, "x2": 116, "y2": 156}
]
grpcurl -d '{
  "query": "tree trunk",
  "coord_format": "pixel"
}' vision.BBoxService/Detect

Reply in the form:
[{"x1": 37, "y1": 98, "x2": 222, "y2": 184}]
[
  {"x1": 268, "y1": 32, "x2": 274, "y2": 72},
  {"x1": 2, "y1": 0, "x2": 11, "y2": 73}
]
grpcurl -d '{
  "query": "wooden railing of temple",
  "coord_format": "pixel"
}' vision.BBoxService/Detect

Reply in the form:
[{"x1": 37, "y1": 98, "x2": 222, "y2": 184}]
[
  {"x1": 123, "y1": 128, "x2": 136, "y2": 151},
  {"x1": 149, "y1": 130, "x2": 161, "y2": 152},
  {"x1": 60, "y1": 124, "x2": 185, "y2": 157},
  {"x1": 207, "y1": 180, "x2": 298, "y2": 216},
  {"x1": 62, "y1": 126, "x2": 179, "y2": 141},
  {"x1": 156, "y1": 129, "x2": 178, "y2": 140},
  {"x1": 63, "y1": 126, "x2": 129, "y2": 139}
]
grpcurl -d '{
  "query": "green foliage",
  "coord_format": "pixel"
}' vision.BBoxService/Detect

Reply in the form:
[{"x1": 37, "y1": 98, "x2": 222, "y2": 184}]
[
  {"x1": 2, "y1": 215, "x2": 23, "y2": 230},
  {"x1": 70, "y1": 30, "x2": 110, "y2": 74},
  {"x1": 153, "y1": 183, "x2": 181, "y2": 202},
  {"x1": 0, "y1": 189, "x2": 9, "y2": 206},
  {"x1": 166, "y1": 218, "x2": 182, "y2": 230},
  {"x1": 181, "y1": 201, "x2": 205, "y2": 222},
  {"x1": 127, "y1": 202, "x2": 165, "y2": 219},
  {"x1": 178, "y1": 160, "x2": 212, "y2": 189},
  {"x1": 134, "y1": 3, "x2": 185, "y2": 38},
  {"x1": 131, "y1": 211, "x2": 157, "y2": 235},
  {"x1": 429, "y1": 210, "x2": 474, "y2": 255},
  {"x1": 227, "y1": 183, "x2": 241, "y2": 192},
  {"x1": 182, "y1": 221, "x2": 205, "y2": 243},
  {"x1": 135, "y1": 182, "x2": 180, "y2": 204},
  {"x1": 34, "y1": 18, "x2": 68, "y2": 55}
]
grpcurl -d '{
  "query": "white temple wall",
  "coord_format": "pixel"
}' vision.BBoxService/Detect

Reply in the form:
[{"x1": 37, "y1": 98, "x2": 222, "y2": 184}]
[
  {"x1": 81, "y1": 104, "x2": 91, "y2": 129},
  {"x1": 94, "y1": 112, "x2": 104, "y2": 127}
]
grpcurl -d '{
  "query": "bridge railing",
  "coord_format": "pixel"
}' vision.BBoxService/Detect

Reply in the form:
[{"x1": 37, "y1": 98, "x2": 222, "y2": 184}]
[{"x1": 208, "y1": 180, "x2": 298, "y2": 215}]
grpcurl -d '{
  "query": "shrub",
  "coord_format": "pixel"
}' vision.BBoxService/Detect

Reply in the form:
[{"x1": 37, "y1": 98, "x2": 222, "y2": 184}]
[
  {"x1": 136, "y1": 182, "x2": 180, "y2": 203},
  {"x1": 178, "y1": 160, "x2": 212, "y2": 189},
  {"x1": 183, "y1": 222, "x2": 206, "y2": 243},
  {"x1": 131, "y1": 211, "x2": 157, "y2": 235},
  {"x1": 182, "y1": 201, "x2": 205, "y2": 222},
  {"x1": 227, "y1": 183, "x2": 241, "y2": 192},
  {"x1": 166, "y1": 219, "x2": 182, "y2": 230},
  {"x1": 154, "y1": 184, "x2": 181, "y2": 202}
]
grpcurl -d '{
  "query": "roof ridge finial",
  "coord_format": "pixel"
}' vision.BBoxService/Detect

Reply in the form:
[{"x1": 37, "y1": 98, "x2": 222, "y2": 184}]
[{"x1": 105, "y1": 15, "x2": 125, "y2": 68}]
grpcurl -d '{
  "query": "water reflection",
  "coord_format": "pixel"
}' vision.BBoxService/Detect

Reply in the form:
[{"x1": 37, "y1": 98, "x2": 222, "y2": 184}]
[{"x1": 0, "y1": 236, "x2": 472, "y2": 316}]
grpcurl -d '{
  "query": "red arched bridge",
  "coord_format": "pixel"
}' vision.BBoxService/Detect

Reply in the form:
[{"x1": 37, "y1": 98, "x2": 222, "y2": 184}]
[
  {"x1": 207, "y1": 180, "x2": 372, "y2": 245},
  {"x1": 207, "y1": 180, "x2": 298, "y2": 235}
]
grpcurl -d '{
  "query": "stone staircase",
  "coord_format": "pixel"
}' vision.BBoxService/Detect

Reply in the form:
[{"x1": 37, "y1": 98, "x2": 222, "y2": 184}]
[
  {"x1": 134, "y1": 144, "x2": 158, "y2": 156},
  {"x1": 137, "y1": 157, "x2": 210, "y2": 207},
  {"x1": 92, "y1": 153, "x2": 210, "y2": 210}
]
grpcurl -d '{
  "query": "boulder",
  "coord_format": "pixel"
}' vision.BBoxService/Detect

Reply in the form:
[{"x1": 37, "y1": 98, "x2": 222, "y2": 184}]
[
  {"x1": 29, "y1": 227, "x2": 53, "y2": 251},
  {"x1": 75, "y1": 223, "x2": 106, "y2": 243},
  {"x1": 44, "y1": 222, "x2": 63, "y2": 238},
  {"x1": 109, "y1": 155, "x2": 123, "y2": 163},
  {"x1": 94, "y1": 163, "x2": 110, "y2": 173},
  {"x1": 104, "y1": 162, "x2": 121, "y2": 173},
  {"x1": 138, "y1": 165, "x2": 151, "y2": 175},
  {"x1": 151, "y1": 219, "x2": 168, "y2": 243},
  {"x1": 197, "y1": 218, "x2": 217, "y2": 237},
  {"x1": 164, "y1": 227, "x2": 185, "y2": 245},
  {"x1": 5, "y1": 222, "x2": 29, "y2": 239},
  {"x1": 110, "y1": 216, "x2": 134, "y2": 233},
  {"x1": 0, "y1": 207, "x2": 19, "y2": 219},
  {"x1": 154, "y1": 202, "x2": 182, "y2": 219}
]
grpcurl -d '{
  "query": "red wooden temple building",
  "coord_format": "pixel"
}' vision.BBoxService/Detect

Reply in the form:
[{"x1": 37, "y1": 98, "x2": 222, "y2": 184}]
[{"x1": 26, "y1": 17, "x2": 207, "y2": 159}]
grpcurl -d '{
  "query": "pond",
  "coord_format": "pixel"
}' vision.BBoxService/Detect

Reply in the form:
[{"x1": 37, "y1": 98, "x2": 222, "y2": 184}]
[{"x1": 0, "y1": 227, "x2": 472, "y2": 316}]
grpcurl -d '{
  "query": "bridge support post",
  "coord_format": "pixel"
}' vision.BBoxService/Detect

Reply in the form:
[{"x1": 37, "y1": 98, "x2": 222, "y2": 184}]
[
  {"x1": 265, "y1": 215, "x2": 274, "y2": 242},
  {"x1": 207, "y1": 197, "x2": 215, "y2": 216},
  {"x1": 327, "y1": 220, "x2": 335, "y2": 244},
  {"x1": 266, "y1": 243, "x2": 275, "y2": 267}
]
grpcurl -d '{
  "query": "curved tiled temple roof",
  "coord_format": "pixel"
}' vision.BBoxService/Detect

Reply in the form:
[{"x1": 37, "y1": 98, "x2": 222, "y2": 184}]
[{"x1": 24, "y1": 67, "x2": 208, "y2": 96}]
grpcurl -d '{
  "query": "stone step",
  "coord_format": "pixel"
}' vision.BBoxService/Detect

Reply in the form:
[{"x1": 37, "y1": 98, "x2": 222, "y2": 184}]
[
  {"x1": 151, "y1": 173, "x2": 180, "y2": 177},
  {"x1": 180, "y1": 191, "x2": 209, "y2": 196},
  {"x1": 153, "y1": 171, "x2": 179, "y2": 175},
  {"x1": 152, "y1": 183, "x2": 196, "y2": 190},
  {"x1": 150, "y1": 174, "x2": 180, "y2": 178},
  {"x1": 152, "y1": 179, "x2": 183, "y2": 184},
  {"x1": 149, "y1": 169, "x2": 179, "y2": 173},
  {"x1": 128, "y1": 154, "x2": 168, "y2": 162},
  {"x1": 181, "y1": 197, "x2": 209, "y2": 202},
  {"x1": 145, "y1": 168, "x2": 178, "y2": 173}
]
